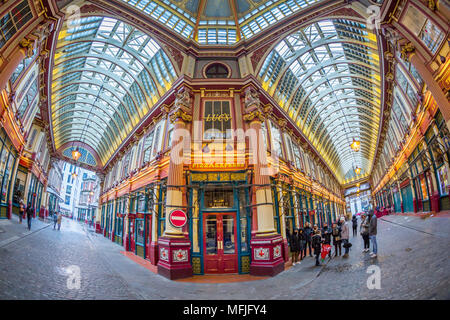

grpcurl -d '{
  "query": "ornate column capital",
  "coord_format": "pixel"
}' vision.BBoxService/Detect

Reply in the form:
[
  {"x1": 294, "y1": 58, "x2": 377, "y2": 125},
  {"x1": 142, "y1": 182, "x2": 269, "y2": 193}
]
[
  {"x1": 168, "y1": 86, "x2": 193, "y2": 123},
  {"x1": 19, "y1": 38, "x2": 35, "y2": 58},
  {"x1": 242, "y1": 87, "x2": 273, "y2": 123},
  {"x1": 400, "y1": 42, "x2": 415, "y2": 61}
]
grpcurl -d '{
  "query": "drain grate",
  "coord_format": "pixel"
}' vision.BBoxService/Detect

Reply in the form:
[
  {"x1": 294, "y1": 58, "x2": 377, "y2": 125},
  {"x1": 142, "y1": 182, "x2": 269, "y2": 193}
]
[{"x1": 405, "y1": 247, "x2": 412, "y2": 252}]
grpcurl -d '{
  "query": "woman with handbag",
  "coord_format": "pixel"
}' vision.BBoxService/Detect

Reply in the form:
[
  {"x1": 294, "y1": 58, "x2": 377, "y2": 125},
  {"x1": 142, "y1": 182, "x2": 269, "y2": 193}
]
[{"x1": 331, "y1": 222, "x2": 342, "y2": 257}]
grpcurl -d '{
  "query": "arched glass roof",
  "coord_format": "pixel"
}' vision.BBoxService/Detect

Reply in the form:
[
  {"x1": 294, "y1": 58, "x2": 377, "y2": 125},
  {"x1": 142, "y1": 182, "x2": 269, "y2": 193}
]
[
  {"x1": 258, "y1": 19, "x2": 382, "y2": 183},
  {"x1": 52, "y1": 16, "x2": 177, "y2": 166},
  {"x1": 119, "y1": 0, "x2": 323, "y2": 44}
]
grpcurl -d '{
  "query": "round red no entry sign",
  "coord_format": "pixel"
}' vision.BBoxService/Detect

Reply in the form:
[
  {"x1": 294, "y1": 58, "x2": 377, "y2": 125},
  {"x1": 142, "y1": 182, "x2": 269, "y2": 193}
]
[{"x1": 169, "y1": 209, "x2": 187, "y2": 228}]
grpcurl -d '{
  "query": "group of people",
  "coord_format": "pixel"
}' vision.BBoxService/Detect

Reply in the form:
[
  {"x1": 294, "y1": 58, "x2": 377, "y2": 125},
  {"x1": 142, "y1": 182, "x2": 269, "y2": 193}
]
[
  {"x1": 19, "y1": 199, "x2": 62, "y2": 231},
  {"x1": 288, "y1": 210, "x2": 378, "y2": 267}
]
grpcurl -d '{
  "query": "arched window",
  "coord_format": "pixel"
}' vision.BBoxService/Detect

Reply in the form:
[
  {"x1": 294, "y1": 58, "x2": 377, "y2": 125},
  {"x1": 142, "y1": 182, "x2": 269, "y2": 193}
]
[{"x1": 205, "y1": 63, "x2": 229, "y2": 78}]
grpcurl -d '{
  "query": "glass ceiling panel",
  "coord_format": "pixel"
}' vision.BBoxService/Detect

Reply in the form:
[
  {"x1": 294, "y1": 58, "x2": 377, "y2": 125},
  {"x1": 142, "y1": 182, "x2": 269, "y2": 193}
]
[
  {"x1": 52, "y1": 16, "x2": 177, "y2": 166},
  {"x1": 258, "y1": 19, "x2": 381, "y2": 183},
  {"x1": 119, "y1": 0, "x2": 324, "y2": 45}
]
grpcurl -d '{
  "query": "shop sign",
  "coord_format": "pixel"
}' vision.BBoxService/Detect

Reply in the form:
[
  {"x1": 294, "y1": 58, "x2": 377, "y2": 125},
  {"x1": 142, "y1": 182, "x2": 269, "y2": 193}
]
[
  {"x1": 205, "y1": 113, "x2": 231, "y2": 122},
  {"x1": 191, "y1": 162, "x2": 245, "y2": 169},
  {"x1": 169, "y1": 209, "x2": 187, "y2": 228}
]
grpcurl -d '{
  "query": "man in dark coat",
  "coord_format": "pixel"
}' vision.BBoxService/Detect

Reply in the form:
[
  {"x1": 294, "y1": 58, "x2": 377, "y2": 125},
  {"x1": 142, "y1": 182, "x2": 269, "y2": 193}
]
[
  {"x1": 26, "y1": 203, "x2": 33, "y2": 231},
  {"x1": 369, "y1": 210, "x2": 378, "y2": 258},
  {"x1": 304, "y1": 222, "x2": 313, "y2": 257},
  {"x1": 312, "y1": 230, "x2": 322, "y2": 266},
  {"x1": 290, "y1": 229, "x2": 300, "y2": 265},
  {"x1": 352, "y1": 215, "x2": 358, "y2": 237}
]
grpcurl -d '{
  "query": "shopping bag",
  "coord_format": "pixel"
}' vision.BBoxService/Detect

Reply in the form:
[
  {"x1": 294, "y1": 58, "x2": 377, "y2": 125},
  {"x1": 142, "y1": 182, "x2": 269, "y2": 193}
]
[{"x1": 321, "y1": 244, "x2": 331, "y2": 259}]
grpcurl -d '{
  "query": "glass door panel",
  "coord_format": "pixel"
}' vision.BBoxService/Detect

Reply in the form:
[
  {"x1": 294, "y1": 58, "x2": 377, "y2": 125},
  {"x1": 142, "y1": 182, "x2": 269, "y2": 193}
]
[
  {"x1": 222, "y1": 215, "x2": 235, "y2": 254},
  {"x1": 205, "y1": 216, "x2": 218, "y2": 255}
]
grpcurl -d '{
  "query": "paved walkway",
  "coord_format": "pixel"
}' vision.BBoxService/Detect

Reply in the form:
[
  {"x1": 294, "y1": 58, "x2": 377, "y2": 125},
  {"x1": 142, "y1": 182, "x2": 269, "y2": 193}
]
[
  {"x1": 0, "y1": 214, "x2": 448, "y2": 299},
  {"x1": 0, "y1": 216, "x2": 51, "y2": 248}
]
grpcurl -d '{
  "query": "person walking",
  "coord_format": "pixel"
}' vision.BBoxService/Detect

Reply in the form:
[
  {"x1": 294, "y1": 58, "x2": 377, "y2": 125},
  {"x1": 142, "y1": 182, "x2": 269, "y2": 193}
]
[
  {"x1": 304, "y1": 222, "x2": 313, "y2": 257},
  {"x1": 311, "y1": 229, "x2": 322, "y2": 266},
  {"x1": 19, "y1": 200, "x2": 25, "y2": 224},
  {"x1": 360, "y1": 213, "x2": 370, "y2": 252},
  {"x1": 57, "y1": 212, "x2": 62, "y2": 231},
  {"x1": 298, "y1": 228, "x2": 306, "y2": 261},
  {"x1": 369, "y1": 210, "x2": 378, "y2": 258},
  {"x1": 352, "y1": 215, "x2": 358, "y2": 237},
  {"x1": 321, "y1": 223, "x2": 332, "y2": 258},
  {"x1": 340, "y1": 217, "x2": 350, "y2": 258},
  {"x1": 290, "y1": 228, "x2": 300, "y2": 266},
  {"x1": 331, "y1": 222, "x2": 342, "y2": 257},
  {"x1": 26, "y1": 203, "x2": 33, "y2": 231},
  {"x1": 53, "y1": 211, "x2": 58, "y2": 229}
]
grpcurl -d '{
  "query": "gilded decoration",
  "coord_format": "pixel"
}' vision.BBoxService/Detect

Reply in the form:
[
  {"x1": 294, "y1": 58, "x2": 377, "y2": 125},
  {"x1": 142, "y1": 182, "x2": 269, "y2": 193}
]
[
  {"x1": 243, "y1": 110, "x2": 265, "y2": 123},
  {"x1": 169, "y1": 87, "x2": 193, "y2": 123},
  {"x1": 19, "y1": 38, "x2": 35, "y2": 58},
  {"x1": 400, "y1": 42, "x2": 415, "y2": 61}
]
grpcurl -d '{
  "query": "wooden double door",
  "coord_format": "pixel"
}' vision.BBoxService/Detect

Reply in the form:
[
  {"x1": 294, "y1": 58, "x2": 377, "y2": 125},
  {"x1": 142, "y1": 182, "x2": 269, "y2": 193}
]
[{"x1": 203, "y1": 212, "x2": 238, "y2": 274}]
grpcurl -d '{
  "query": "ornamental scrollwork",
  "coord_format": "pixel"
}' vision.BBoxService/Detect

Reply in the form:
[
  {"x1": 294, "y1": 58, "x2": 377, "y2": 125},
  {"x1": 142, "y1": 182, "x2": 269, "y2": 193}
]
[
  {"x1": 170, "y1": 109, "x2": 192, "y2": 123},
  {"x1": 400, "y1": 42, "x2": 415, "y2": 61},
  {"x1": 243, "y1": 110, "x2": 265, "y2": 123}
]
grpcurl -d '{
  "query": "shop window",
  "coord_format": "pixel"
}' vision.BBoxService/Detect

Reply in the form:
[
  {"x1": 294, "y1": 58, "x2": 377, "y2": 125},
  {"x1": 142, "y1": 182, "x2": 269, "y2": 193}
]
[
  {"x1": 203, "y1": 100, "x2": 232, "y2": 140},
  {"x1": 239, "y1": 188, "x2": 249, "y2": 253},
  {"x1": 138, "y1": 192, "x2": 146, "y2": 213},
  {"x1": 204, "y1": 189, "x2": 233, "y2": 208},
  {"x1": 0, "y1": 137, "x2": 16, "y2": 204},
  {"x1": 437, "y1": 166, "x2": 449, "y2": 196},
  {"x1": 135, "y1": 219, "x2": 145, "y2": 245}
]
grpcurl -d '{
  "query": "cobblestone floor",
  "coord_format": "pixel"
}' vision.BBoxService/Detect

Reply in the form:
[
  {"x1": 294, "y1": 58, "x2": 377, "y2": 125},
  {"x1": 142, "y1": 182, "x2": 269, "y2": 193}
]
[{"x1": 0, "y1": 214, "x2": 448, "y2": 300}]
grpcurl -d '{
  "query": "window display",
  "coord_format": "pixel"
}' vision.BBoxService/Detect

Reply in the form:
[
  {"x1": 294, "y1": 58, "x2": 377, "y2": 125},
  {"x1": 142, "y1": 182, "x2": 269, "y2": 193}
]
[{"x1": 437, "y1": 166, "x2": 449, "y2": 196}]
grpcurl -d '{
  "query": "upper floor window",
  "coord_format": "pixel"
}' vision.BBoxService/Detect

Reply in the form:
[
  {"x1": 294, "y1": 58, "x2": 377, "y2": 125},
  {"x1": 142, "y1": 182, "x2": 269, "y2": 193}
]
[
  {"x1": 10, "y1": 50, "x2": 37, "y2": 85},
  {"x1": 121, "y1": 151, "x2": 131, "y2": 179},
  {"x1": 292, "y1": 143, "x2": 304, "y2": 171},
  {"x1": 166, "y1": 120, "x2": 174, "y2": 147},
  {"x1": 203, "y1": 100, "x2": 232, "y2": 140},
  {"x1": 142, "y1": 130, "x2": 155, "y2": 164},
  {"x1": 270, "y1": 122, "x2": 283, "y2": 158},
  {"x1": 17, "y1": 78, "x2": 38, "y2": 118},
  {"x1": 0, "y1": 0, "x2": 33, "y2": 51}
]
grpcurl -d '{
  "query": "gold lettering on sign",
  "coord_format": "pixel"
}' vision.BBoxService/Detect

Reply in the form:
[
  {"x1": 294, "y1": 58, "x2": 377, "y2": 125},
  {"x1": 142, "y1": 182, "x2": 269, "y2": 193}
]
[{"x1": 205, "y1": 113, "x2": 231, "y2": 122}]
